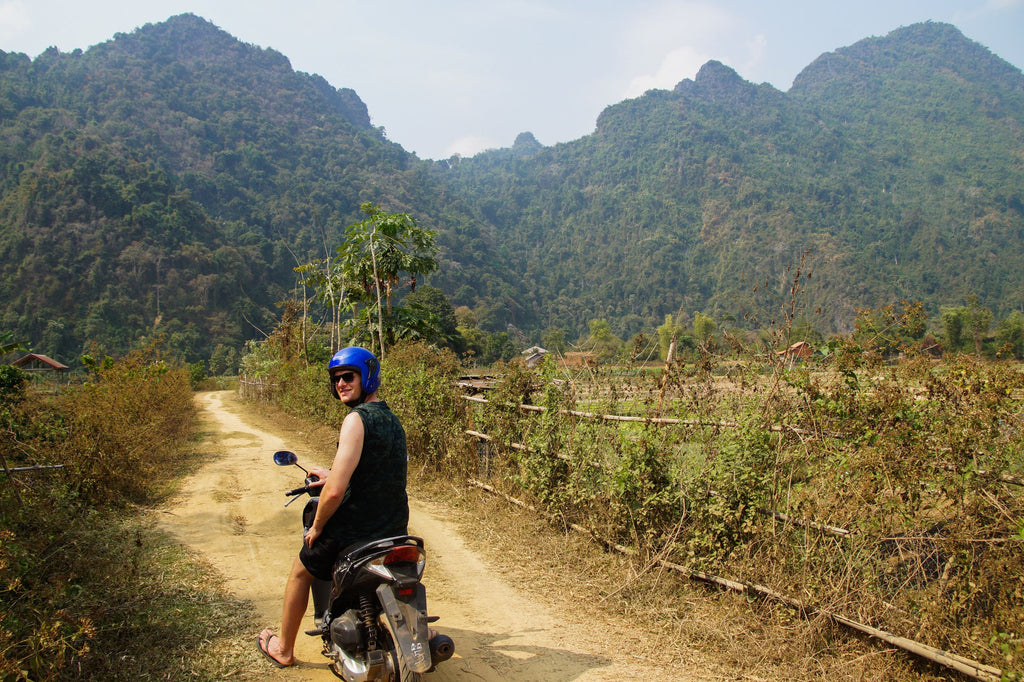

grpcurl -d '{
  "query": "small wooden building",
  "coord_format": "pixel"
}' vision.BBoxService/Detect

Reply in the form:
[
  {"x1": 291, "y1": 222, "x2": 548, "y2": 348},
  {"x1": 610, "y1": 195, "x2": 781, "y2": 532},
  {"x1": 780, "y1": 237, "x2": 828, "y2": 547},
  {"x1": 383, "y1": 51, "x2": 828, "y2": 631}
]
[
  {"x1": 11, "y1": 354, "x2": 70, "y2": 391},
  {"x1": 777, "y1": 341, "x2": 813, "y2": 359},
  {"x1": 12, "y1": 353, "x2": 69, "y2": 372},
  {"x1": 521, "y1": 345, "x2": 549, "y2": 367}
]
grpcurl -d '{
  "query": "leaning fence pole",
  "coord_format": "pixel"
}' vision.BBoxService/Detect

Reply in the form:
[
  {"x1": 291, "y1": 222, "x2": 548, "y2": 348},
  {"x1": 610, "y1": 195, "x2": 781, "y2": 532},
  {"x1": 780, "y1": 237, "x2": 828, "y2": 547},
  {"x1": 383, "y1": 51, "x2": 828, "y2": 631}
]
[
  {"x1": 0, "y1": 443, "x2": 24, "y2": 507},
  {"x1": 655, "y1": 338, "x2": 676, "y2": 417}
]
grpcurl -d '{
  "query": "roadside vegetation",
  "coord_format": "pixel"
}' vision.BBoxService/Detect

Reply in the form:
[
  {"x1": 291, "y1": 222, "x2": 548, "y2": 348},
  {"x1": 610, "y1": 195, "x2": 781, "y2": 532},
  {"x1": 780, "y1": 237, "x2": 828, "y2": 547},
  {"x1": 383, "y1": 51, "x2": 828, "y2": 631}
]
[
  {"x1": 0, "y1": 343, "x2": 254, "y2": 681},
  {"x1": 239, "y1": 293, "x2": 1022, "y2": 679},
  {"x1": 230, "y1": 205, "x2": 1023, "y2": 679}
]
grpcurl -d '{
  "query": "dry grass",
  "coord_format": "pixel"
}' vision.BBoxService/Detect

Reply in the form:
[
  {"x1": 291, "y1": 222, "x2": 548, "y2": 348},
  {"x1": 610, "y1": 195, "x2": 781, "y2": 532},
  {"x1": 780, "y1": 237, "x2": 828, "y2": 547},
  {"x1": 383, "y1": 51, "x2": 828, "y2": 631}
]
[{"x1": 407, "y1": 472, "x2": 956, "y2": 681}]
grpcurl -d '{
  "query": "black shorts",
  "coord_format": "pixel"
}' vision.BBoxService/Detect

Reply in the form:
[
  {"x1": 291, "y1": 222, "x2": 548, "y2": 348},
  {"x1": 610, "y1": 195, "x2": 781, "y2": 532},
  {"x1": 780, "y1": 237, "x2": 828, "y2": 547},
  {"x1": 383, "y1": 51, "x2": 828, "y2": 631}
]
[{"x1": 298, "y1": 533, "x2": 346, "y2": 582}]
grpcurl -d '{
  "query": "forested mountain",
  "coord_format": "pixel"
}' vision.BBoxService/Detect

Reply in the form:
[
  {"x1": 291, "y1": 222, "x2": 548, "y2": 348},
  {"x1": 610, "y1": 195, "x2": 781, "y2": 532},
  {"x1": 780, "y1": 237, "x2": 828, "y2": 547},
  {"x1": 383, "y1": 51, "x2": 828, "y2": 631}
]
[
  {"x1": 441, "y1": 22, "x2": 1024, "y2": 340},
  {"x1": 1, "y1": 16, "x2": 1022, "y2": 362},
  {"x1": 0, "y1": 14, "x2": 508, "y2": 362}
]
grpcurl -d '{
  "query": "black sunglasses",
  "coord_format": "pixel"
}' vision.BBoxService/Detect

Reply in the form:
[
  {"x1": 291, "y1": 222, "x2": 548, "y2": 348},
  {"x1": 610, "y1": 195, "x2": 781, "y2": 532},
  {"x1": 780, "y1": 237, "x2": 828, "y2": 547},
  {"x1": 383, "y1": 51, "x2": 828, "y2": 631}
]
[{"x1": 333, "y1": 371, "x2": 358, "y2": 384}]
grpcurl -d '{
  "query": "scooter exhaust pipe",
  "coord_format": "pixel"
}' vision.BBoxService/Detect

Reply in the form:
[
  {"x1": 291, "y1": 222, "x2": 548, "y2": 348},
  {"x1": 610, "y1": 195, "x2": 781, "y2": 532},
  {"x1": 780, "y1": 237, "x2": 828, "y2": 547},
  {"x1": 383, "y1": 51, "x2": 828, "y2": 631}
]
[{"x1": 430, "y1": 633, "x2": 455, "y2": 666}]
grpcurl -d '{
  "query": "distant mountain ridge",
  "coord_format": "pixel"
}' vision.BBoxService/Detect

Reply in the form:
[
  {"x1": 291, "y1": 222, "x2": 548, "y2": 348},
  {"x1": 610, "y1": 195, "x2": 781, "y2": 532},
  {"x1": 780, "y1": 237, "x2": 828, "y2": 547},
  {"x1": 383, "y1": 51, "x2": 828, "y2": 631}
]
[
  {"x1": 442, "y1": 20, "x2": 1024, "y2": 337},
  {"x1": 1, "y1": 16, "x2": 1021, "y2": 361},
  {"x1": 97, "y1": 13, "x2": 373, "y2": 131}
]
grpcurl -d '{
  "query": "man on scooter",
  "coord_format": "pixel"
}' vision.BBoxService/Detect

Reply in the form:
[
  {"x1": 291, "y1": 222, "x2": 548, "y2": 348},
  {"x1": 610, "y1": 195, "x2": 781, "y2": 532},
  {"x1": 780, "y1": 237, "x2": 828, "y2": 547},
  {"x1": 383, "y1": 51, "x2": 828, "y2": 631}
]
[{"x1": 258, "y1": 346, "x2": 409, "y2": 668}]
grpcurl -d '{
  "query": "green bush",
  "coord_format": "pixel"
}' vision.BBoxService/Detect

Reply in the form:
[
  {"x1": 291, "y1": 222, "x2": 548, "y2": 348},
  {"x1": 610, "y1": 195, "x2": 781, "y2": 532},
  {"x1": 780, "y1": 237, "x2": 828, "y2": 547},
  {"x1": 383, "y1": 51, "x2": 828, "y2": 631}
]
[
  {"x1": 61, "y1": 345, "x2": 196, "y2": 505},
  {"x1": 384, "y1": 342, "x2": 473, "y2": 476},
  {"x1": 0, "y1": 343, "x2": 248, "y2": 681},
  {"x1": 0, "y1": 365, "x2": 27, "y2": 405}
]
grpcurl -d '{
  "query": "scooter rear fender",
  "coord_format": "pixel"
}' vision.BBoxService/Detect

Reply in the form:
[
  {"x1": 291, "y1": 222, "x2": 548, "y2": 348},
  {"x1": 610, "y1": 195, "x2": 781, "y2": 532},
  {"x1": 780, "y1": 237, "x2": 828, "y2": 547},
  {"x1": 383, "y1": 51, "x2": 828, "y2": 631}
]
[{"x1": 376, "y1": 583, "x2": 432, "y2": 673}]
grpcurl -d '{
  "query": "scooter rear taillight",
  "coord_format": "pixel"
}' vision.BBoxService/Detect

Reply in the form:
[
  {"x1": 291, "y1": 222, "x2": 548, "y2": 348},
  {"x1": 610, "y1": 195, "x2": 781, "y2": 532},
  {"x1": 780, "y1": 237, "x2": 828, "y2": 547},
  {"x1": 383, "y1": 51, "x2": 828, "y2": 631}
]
[
  {"x1": 384, "y1": 545, "x2": 424, "y2": 565},
  {"x1": 365, "y1": 544, "x2": 426, "y2": 582}
]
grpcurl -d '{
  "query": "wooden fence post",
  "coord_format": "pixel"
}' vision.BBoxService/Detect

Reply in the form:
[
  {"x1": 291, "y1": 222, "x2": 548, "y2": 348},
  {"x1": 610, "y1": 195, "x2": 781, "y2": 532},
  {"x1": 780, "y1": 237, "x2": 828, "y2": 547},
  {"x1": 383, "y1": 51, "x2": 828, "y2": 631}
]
[{"x1": 476, "y1": 438, "x2": 491, "y2": 479}]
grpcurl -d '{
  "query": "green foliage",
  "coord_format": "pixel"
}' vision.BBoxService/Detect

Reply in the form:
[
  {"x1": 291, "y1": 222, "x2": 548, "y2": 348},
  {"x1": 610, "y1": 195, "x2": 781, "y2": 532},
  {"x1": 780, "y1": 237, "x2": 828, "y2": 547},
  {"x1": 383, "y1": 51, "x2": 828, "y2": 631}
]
[
  {"x1": 457, "y1": 327, "x2": 519, "y2": 366},
  {"x1": 187, "y1": 361, "x2": 207, "y2": 388},
  {"x1": 207, "y1": 343, "x2": 240, "y2": 375},
  {"x1": 679, "y1": 430, "x2": 776, "y2": 565},
  {"x1": 403, "y1": 286, "x2": 463, "y2": 353},
  {"x1": 442, "y1": 23, "x2": 1024, "y2": 341},
  {"x1": 581, "y1": 319, "x2": 622, "y2": 361},
  {"x1": 0, "y1": 340, "x2": 247, "y2": 681},
  {"x1": 693, "y1": 312, "x2": 717, "y2": 348},
  {"x1": 941, "y1": 295, "x2": 994, "y2": 356},
  {"x1": 656, "y1": 314, "x2": 683, "y2": 360},
  {"x1": 335, "y1": 203, "x2": 440, "y2": 356},
  {"x1": 995, "y1": 310, "x2": 1024, "y2": 359},
  {"x1": 274, "y1": 360, "x2": 338, "y2": 425},
  {"x1": 477, "y1": 361, "x2": 536, "y2": 458},
  {"x1": 0, "y1": 17, "x2": 487, "y2": 364},
  {"x1": 540, "y1": 327, "x2": 567, "y2": 354},
  {"x1": 237, "y1": 303, "x2": 342, "y2": 422},
  {"x1": 605, "y1": 429, "x2": 684, "y2": 545},
  {"x1": 0, "y1": 331, "x2": 27, "y2": 356},
  {"x1": 853, "y1": 300, "x2": 927, "y2": 357},
  {"x1": 383, "y1": 342, "x2": 472, "y2": 474},
  {"x1": 0, "y1": 364, "x2": 26, "y2": 405}
]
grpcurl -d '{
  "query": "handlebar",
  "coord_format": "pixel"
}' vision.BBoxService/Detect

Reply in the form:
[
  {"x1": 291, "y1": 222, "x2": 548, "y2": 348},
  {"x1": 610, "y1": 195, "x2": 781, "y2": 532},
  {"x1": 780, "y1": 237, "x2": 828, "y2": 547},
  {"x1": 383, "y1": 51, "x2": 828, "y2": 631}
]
[
  {"x1": 284, "y1": 474, "x2": 324, "y2": 503},
  {"x1": 274, "y1": 453, "x2": 324, "y2": 506}
]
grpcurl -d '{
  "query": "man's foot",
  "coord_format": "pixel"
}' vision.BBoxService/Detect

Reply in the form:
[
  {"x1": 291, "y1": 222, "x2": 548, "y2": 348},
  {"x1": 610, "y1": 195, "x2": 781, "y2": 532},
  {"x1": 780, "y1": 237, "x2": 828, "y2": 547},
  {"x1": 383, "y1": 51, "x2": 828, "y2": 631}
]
[{"x1": 257, "y1": 629, "x2": 295, "y2": 668}]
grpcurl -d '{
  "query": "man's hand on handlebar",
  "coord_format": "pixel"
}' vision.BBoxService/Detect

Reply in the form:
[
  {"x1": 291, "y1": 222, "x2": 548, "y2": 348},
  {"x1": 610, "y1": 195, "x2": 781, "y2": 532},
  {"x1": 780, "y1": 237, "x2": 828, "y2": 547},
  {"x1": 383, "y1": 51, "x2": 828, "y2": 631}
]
[{"x1": 308, "y1": 466, "x2": 331, "y2": 489}]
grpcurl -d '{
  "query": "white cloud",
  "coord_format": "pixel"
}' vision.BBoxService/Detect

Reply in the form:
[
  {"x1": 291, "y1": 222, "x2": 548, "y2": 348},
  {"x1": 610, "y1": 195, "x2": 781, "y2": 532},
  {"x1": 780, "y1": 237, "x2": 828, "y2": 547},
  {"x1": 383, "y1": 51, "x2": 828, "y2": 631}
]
[
  {"x1": 0, "y1": 1, "x2": 31, "y2": 41},
  {"x1": 443, "y1": 134, "x2": 499, "y2": 159},
  {"x1": 619, "y1": 2, "x2": 738, "y2": 98},
  {"x1": 624, "y1": 44, "x2": 712, "y2": 97}
]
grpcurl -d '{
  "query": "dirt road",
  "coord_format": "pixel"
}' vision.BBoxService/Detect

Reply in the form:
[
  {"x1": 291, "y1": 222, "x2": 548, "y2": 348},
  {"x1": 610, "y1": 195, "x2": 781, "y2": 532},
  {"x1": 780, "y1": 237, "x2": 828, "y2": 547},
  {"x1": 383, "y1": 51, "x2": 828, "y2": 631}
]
[{"x1": 159, "y1": 391, "x2": 696, "y2": 680}]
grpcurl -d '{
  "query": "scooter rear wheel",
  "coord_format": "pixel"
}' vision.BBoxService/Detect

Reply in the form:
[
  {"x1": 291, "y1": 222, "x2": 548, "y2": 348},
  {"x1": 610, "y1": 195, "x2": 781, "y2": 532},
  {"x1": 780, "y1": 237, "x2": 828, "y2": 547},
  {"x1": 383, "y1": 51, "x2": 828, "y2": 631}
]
[{"x1": 381, "y1": 620, "x2": 421, "y2": 682}]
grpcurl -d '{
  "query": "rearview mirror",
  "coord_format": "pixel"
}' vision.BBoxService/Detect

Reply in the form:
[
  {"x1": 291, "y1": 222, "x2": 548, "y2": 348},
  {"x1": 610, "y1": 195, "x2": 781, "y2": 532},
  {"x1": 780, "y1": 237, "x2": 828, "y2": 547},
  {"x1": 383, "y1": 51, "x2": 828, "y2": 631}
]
[{"x1": 273, "y1": 450, "x2": 298, "y2": 466}]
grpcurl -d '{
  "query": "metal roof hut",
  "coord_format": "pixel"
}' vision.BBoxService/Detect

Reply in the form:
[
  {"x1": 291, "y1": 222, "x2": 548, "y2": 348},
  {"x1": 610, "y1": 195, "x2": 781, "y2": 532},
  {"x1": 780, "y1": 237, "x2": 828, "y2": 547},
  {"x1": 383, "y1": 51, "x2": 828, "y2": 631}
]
[
  {"x1": 521, "y1": 345, "x2": 549, "y2": 368},
  {"x1": 11, "y1": 353, "x2": 70, "y2": 391},
  {"x1": 777, "y1": 341, "x2": 813, "y2": 359},
  {"x1": 776, "y1": 341, "x2": 813, "y2": 368}
]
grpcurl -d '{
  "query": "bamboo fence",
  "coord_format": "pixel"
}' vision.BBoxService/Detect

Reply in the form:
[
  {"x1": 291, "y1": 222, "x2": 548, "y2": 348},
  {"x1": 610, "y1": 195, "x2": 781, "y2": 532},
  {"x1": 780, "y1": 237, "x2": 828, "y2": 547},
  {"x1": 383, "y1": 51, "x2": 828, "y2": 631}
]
[{"x1": 460, "y1": 392, "x2": 1013, "y2": 681}]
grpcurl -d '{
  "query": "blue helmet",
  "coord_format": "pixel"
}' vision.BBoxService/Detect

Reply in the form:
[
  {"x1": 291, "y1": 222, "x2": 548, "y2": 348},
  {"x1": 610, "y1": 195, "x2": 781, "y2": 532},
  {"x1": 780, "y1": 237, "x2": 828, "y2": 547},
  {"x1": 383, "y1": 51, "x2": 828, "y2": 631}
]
[{"x1": 327, "y1": 346, "x2": 381, "y2": 400}]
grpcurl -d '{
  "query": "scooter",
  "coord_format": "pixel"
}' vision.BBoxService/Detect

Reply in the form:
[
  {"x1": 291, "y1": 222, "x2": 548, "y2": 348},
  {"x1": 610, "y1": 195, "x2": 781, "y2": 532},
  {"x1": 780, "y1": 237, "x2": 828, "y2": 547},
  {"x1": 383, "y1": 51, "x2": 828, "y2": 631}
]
[{"x1": 274, "y1": 450, "x2": 455, "y2": 681}]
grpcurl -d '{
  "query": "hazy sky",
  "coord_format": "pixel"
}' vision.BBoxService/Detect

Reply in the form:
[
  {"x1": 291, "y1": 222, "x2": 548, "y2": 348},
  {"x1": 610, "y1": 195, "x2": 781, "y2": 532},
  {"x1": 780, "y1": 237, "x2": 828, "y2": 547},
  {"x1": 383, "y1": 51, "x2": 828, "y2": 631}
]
[{"x1": 2, "y1": 1, "x2": 1022, "y2": 159}]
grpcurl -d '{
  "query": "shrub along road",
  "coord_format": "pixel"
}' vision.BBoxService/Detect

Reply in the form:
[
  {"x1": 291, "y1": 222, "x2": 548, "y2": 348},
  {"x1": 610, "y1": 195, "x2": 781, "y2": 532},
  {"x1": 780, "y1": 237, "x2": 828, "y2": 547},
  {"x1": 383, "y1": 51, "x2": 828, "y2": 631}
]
[{"x1": 158, "y1": 391, "x2": 702, "y2": 680}]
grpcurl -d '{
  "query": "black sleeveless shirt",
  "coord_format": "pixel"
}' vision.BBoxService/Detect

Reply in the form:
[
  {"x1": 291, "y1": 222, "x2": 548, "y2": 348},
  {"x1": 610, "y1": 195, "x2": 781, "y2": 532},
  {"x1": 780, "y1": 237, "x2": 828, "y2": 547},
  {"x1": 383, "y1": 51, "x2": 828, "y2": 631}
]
[{"x1": 323, "y1": 400, "x2": 409, "y2": 545}]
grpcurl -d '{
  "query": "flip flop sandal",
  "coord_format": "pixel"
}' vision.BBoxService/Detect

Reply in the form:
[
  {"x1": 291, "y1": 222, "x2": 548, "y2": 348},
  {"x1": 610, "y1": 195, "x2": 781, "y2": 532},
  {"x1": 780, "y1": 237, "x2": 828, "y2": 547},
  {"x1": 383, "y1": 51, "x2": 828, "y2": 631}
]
[{"x1": 257, "y1": 631, "x2": 294, "y2": 668}]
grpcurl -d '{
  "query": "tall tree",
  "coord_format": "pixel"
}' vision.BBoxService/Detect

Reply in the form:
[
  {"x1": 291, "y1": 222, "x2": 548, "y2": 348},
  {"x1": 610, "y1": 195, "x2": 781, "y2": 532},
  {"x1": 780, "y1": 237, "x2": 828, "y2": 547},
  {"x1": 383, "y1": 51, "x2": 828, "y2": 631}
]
[
  {"x1": 403, "y1": 285, "x2": 463, "y2": 353},
  {"x1": 337, "y1": 203, "x2": 439, "y2": 357}
]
